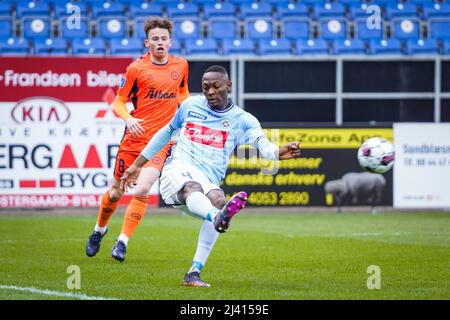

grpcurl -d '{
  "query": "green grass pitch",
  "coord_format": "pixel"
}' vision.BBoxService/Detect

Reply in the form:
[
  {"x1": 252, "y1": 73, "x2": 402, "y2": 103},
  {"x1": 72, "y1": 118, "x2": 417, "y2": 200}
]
[{"x1": 0, "y1": 211, "x2": 449, "y2": 300}]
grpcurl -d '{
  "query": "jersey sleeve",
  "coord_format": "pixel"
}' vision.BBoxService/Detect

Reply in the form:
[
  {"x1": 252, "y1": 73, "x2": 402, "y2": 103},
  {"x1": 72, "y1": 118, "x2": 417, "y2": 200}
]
[
  {"x1": 169, "y1": 98, "x2": 190, "y2": 130},
  {"x1": 241, "y1": 113, "x2": 264, "y2": 146},
  {"x1": 116, "y1": 64, "x2": 138, "y2": 98}
]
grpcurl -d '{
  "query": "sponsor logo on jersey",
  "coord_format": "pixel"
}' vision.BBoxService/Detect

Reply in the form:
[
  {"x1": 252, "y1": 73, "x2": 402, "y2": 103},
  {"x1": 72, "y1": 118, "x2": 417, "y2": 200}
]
[
  {"x1": 184, "y1": 123, "x2": 227, "y2": 149},
  {"x1": 188, "y1": 111, "x2": 207, "y2": 120},
  {"x1": 170, "y1": 71, "x2": 179, "y2": 80},
  {"x1": 146, "y1": 88, "x2": 177, "y2": 100},
  {"x1": 119, "y1": 77, "x2": 126, "y2": 88}
]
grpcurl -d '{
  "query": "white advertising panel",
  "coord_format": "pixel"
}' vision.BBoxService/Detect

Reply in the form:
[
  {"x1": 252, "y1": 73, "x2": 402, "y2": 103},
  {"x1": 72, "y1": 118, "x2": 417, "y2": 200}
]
[{"x1": 394, "y1": 123, "x2": 450, "y2": 208}]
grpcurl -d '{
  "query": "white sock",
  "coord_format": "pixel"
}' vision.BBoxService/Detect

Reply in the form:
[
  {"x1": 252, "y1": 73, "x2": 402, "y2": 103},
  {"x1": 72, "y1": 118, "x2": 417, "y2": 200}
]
[
  {"x1": 185, "y1": 192, "x2": 219, "y2": 221},
  {"x1": 189, "y1": 220, "x2": 219, "y2": 273},
  {"x1": 118, "y1": 233, "x2": 129, "y2": 246},
  {"x1": 94, "y1": 224, "x2": 107, "y2": 235}
]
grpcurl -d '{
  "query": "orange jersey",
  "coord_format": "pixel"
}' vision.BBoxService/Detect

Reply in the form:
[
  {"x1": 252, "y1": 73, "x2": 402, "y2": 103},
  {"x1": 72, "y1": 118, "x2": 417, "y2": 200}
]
[{"x1": 117, "y1": 53, "x2": 189, "y2": 150}]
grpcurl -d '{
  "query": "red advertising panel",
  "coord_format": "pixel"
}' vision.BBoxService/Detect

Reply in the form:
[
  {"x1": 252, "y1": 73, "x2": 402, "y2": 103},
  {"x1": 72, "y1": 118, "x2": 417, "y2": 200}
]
[{"x1": 0, "y1": 57, "x2": 160, "y2": 207}]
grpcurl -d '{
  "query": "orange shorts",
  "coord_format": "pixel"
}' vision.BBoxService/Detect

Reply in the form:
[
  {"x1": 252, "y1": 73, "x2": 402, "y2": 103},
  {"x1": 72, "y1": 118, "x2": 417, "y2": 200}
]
[{"x1": 113, "y1": 142, "x2": 173, "y2": 181}]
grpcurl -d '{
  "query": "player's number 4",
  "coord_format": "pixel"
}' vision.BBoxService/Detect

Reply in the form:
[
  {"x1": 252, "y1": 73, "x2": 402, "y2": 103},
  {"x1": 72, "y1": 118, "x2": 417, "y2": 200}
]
[{"x1": 181, "y1": 172, "x2": 193, "y2": 180}]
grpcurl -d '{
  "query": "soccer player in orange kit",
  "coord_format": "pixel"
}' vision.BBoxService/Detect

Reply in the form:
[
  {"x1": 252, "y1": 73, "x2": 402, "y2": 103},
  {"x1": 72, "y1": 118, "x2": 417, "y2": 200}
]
[{"x1": 85, "y1": 17, "x2": 190, "y2": 262}]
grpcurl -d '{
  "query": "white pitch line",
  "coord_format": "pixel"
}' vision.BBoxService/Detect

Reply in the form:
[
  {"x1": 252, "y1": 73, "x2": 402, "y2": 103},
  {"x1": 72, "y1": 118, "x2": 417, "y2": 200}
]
[{"x1": 0, "y1": 284, "x2": 119, "y2": 300}]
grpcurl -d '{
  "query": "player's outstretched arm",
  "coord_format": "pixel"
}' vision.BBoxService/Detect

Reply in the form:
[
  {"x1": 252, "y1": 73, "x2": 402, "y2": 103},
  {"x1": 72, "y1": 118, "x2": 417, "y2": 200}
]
[
  {"x1": 278, "y1": 142, "x2": 301, "y2": 160},
  {"x1": 255, "y1": 137, "x2": 301, "y2": 161}
]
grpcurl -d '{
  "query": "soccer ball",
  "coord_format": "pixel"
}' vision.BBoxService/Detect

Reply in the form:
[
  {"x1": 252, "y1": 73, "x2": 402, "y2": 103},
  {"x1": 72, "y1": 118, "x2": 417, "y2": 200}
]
[{"x1": 357, "y1": 137, "x2": 395, "y2": 174}]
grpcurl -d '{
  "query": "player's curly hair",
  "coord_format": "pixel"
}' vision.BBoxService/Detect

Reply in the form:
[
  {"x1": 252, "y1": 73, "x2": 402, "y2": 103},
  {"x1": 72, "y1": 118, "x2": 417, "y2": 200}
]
[{"x1": 144, "y1": 17, "x2": 173, "y2": 38}]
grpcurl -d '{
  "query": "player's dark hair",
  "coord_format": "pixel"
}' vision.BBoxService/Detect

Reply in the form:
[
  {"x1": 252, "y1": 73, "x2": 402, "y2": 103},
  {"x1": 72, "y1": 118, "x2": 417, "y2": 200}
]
[
  {"x1": 144, "y1": 17, "x2": 173, "y2": 38},
  {"x1": 204, "y1": 65, "x2": 228, "y2": 76}
]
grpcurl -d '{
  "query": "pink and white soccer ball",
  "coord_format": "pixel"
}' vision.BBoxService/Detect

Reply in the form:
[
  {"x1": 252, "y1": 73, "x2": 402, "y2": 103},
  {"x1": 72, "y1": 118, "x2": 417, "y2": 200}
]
[{"x1": 357, "y1": 137, "x2": 395, "y2": 174}]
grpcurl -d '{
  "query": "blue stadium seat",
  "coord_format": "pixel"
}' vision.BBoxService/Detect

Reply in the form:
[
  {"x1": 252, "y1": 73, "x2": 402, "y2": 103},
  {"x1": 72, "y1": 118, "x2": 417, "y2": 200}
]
[
  {"x1": 173, "y1": 18, "x2": 201, "y2": 40},
  {"x1": 203, "y1": 2, "x2": 236, "y2": 19},
  {"x1": 319, "y1": 19, "x2": 347, "y2": 41},
  {"x1": 60, "y1": 17, "x2": 89, "y2": 39},
  {"x1": 153, "y1": 0, "x2": 180, "y2": 4},
  {"x1": 408, "y1": 0, "x2": 435, "y2": 8},
  {"x1": 355, "y1": 18, "x2": 384, "y2": 41},
  {"x1": 0, "y1": 37, "x2": 29, "y2": 55},
  {"x1": 295, "y1": 39, "x2": 329, "y2": 55},
  {"x1": 263, "y1": 0, "x2": 291, "y2": 5},
  {"x1": 443, "y1": 40, "x2": 450, "y2": 55},
  {"x1": 98, "y1": 17, "x2": 127, "y2": 39},
  {"x1": 169, "y1": 38, "x2": 182, "y2": 55},
  {"x1": 54, "y1": 2, "x2": 88, "y2": 19},
  {"x1": 192, "y1": 0, "x2": 218, "y2": 5},
  {"x1": 422, "y1": 3, "x2": 450, "y2": 19},
  {"x1": 0, "y1": 18, "x2": 14, "y2": 40},
  {"x1": 392, "y1": 18, "x2": 421, "y2": 40},
  {"x1": 429, "y1": 19, "x2": 450, "y2": 40},
  {"x1": 184, "y1": 38, "x2": 218, "y2": 55},
  {"x1": 385, "y1": 3, "x2": 419, "y2": 19},
  {"x1": 313, "y1": 3, "x2": 346, "y2": 19},
  {"x1": 33, "y1": 38, "x2": 67, "y2": 55},
  {"x1": 275, "y1": 3, "x2": 309, "y2": 19},
  {"x1": 371, "y1": 0, "x2": 399, "y2": 8},
  {"x1": 23, "y1": 17, "x2": 51, "y2": 39},
  {"x1": 228, "y1": 0, "x2": 255, "y2": 5},
  {"x1": 17, "y1": 1, "x2": 50, "y2": 19},
  {"x1": 116, "y1": 0, "x2": 151, "y2": 6},
  {"x1": 208, "y1": 17, "x2": 239, "y2": 40},
  {"x1": 110, "y1": 38, "x2": 144, "y2": 56},
  {"x1": 166, "y1": 3, "x2": 199, "y2": 18},
  {"x1": 240, "y1": 2, "x2": 273, "y2": 19},
  {"x1": 339, "y1": 0, "x2": 363, "y2": 7},
  {"x1": 258, "y1": 38, "x2": 292, "y2": 55},
  {"x1": 368, "y1": 39, "x2": 403, "y2": 55},
  {"x1": 91, "y1": 2, "x2": 125, "y2": 19},
  {"x1": 405, "y1": 38, "x2": 439, "y2": 54},
  {"x1": 245, "y1": 18, "x2": 274, "y2": 40},
  {"x1": 134, "y1": 17, "x2": 147, "y2": 39},
  {"x1": 333, "y1": 39, "x2": 366, "y2": 55},
  {"x1": 72, "y1": 38, "x2": 106, "y2": 56},
  {"x1": 0, "y1": 2, "x2": 12, "y2": 17},
  {"x1": 302, "y1": 0, "x2": 326, "y2": 6},
  {"x1": 129, "y1": 2, "x2": 163, "y2": 19},
  {"x1": 281, "y1": 18, "x2": 310, "y2": 41},
  {"x1": 222, "y1": 38, "x2": 256, "y2": 55},
  {"x1": 348, "y1": 3, "x2": 373, "y2": 20}
]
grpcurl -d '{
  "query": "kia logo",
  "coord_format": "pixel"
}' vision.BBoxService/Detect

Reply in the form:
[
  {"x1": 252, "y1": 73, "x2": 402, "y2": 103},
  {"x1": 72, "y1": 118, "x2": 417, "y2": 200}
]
[{"x1": 11, "y1": 97, "x2": 70, "y2": 124}]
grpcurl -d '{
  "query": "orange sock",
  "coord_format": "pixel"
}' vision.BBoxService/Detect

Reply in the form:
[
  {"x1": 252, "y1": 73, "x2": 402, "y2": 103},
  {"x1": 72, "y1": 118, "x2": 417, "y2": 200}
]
[
  {"x1": 120, "y1": 195, "x2": 148, "y2": 238},
  {"x1": 96, "y1": 191, "x2": 119, "y2": 228}
]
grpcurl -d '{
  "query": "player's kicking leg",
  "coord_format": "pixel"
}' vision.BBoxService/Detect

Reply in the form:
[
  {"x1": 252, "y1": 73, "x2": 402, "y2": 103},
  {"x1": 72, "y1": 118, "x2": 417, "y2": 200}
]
[
  {"x1": 111, "y1": 166, "x2": 160, "y2": 262},
  {"x1": 175, "y1": 184, "x2": 247, "y2": 287},
  {"x1": 213, "y1": 191, "x2": 248, "y2": 233},
  {"x1": 86, "y1": 179, "x2": 122, "y2": 257}
]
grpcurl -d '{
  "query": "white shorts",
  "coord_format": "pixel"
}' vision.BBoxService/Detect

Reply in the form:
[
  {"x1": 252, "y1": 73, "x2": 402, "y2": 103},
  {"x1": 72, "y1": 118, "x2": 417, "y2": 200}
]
[{"x1": 159, "y1": 161, "x2": 221, "y2": 205}]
